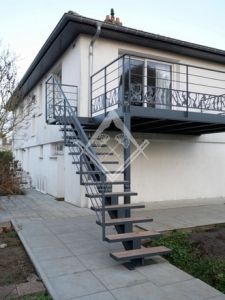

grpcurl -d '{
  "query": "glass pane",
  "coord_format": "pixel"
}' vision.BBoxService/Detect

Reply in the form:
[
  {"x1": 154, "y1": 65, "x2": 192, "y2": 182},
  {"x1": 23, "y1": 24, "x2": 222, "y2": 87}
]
[
  {"x1": 121, "y1": 58, "x2": 144, "y2": 105},
  {"x1": 147, "y1": 61, "x2": 171, "y2": 108}
]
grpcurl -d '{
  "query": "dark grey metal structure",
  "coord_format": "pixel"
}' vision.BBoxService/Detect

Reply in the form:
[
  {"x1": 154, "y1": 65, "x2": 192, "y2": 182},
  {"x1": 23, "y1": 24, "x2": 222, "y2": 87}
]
[{"x1": 46, "y1": 75, "x2": 170, "y2": 267}]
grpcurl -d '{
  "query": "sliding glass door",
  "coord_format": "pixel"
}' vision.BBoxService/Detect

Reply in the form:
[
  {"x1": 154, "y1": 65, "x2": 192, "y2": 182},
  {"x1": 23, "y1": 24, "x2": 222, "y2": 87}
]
[
  {"x1": 120, "y1": 56, "x2": 172, "y2": 108},
  {"x1": 147, "y1": 61, "x2": 171, "y2": 108}
]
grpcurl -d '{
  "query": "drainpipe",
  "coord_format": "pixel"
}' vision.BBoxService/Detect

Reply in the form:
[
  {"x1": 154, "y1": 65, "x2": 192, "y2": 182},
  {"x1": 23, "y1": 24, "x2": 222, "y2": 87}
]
[{"x1": 88, "y1": 22, "x2": 102, "y2": 117}]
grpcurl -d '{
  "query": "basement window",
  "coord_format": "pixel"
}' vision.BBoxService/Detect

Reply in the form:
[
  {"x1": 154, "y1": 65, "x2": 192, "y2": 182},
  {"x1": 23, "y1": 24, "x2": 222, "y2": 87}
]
[{"x1": 51, "y1": 142, "x2": 64, "y2": 156}]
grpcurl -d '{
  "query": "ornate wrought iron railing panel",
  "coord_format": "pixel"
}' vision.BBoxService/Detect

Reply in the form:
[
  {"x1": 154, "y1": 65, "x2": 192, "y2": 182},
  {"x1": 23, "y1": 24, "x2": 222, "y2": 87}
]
[
  {"x1": 91, "y1": 54, "x2": 225, "y2": 116},
  {"x1": 46, "y1": 78, "x2": 78, "y2": 122}
]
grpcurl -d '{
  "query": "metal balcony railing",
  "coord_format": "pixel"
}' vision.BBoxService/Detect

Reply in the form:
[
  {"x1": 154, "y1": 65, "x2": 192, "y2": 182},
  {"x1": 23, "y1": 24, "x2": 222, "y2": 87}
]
[
  {"x1": 91, "y1": 54, "x2": 225, "y2": 117},
  {"x1": 45, "y1": 77, "x2": 78, "y2": 123}
]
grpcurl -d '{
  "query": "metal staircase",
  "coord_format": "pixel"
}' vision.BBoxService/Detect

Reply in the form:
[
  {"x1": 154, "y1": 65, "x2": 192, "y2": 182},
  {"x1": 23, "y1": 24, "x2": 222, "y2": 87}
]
[{"x1": 46, "y1": 75, "x2": 170, "y2": 267}]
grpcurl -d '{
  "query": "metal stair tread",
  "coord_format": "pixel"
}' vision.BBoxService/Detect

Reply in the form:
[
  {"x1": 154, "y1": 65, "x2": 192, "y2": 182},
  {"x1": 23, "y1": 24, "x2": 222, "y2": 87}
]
[
  {"x1": 96, "y1": 152, "x2": 114, "y2": 155},
  {"x1": 76, "y1": 170, "x2": 124, "y2": 174},
  {"x1": 91, "y1": 203, "x2": 145, "y2": 211},
  {"x1": 96, "y1": 216, "x2": 153, "y2": 226},
  {"x1": 66, "y1": 136, "x2": 79, "y2": 140},
  {"x1": 82, "y1": 180, "x2": 129, "y2": 186},
  {"x1": 59, "y1": 128, "x2": 77, "y2": 132},
  {"x1": 91, "y1": 144, "x2": 107, "y2": 147},
  {"x1": 69, "y1": 152, "x2": 81, "y2": 155},
  {"x1": 110, "y1": 246, "x2": 171, "y2": 261},
  {"x1": 101, "y1": 161, "x2": 119, "y2": 164},
  {"x1": 86, "y1": 191, "x2": 138, "y2": 198},
  {"x1": 105, "y1": 230, "x2": 161, "y2": 242}
]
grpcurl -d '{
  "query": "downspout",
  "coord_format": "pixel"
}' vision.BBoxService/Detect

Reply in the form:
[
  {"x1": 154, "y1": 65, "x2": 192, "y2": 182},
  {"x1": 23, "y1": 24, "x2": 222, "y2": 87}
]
[{"x1": 88, "y1": 22, "x2": 102, "y2": 117}]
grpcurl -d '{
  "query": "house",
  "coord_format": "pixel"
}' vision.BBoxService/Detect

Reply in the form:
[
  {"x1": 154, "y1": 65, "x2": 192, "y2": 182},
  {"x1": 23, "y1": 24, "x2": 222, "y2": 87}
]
[{"x1": 10, "y1": 10, "x2": 225, "y2": 263}]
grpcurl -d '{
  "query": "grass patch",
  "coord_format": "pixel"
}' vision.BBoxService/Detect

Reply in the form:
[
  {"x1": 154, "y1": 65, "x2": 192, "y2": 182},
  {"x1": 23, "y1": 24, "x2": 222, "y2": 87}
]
[
  {"x1": 19, "y1": 292, "x2": 52, "y2": 300},
  {"x1": 148, "y1": 230, "x2": 225, "y2": 293}
]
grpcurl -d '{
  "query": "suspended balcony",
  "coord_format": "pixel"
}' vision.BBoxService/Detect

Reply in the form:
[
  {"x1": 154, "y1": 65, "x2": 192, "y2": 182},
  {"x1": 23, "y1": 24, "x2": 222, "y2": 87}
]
[{"x1": 91, "y1": 54, "x2": 225, "y2": 135}]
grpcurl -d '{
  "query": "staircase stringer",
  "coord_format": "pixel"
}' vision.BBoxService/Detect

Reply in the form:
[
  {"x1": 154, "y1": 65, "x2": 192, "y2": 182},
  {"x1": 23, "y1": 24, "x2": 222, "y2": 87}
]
[{"x1": 46, "y1": 75, "x2": 112, "y2": 239}]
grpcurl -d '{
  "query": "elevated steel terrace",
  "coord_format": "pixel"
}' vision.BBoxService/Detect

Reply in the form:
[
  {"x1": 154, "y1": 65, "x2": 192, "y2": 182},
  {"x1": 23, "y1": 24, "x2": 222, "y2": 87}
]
[{"x1": 90, "y1": 54, "x2": 225, "y2": 135}]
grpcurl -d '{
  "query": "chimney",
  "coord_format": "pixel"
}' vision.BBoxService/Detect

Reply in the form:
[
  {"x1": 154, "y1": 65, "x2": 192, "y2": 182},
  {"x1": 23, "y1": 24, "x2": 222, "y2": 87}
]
[{"x1": 104, "y1": 9, "x2": 123, "y2": 25}]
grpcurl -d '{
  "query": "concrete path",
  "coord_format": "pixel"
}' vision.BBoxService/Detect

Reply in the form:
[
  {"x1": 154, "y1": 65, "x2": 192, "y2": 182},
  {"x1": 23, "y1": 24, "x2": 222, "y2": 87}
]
[
  {"x1": 135, "y1": 198, "x2": 225, "y2": 232},
  {"x1": 0, "y1": 190, "x2": 225, "y2": 300}
]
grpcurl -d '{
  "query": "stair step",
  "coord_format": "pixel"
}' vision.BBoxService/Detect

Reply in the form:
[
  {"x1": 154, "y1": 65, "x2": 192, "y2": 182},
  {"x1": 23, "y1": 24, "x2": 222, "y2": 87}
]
[
  {"x1": 96, "y1": 152, "x2": 114, "y2": 156},
  {"x1": 76, "y1": 170, "x2": 124, "y2": 174},
  {"x1": 72, "y1": 161, "x2": 118, "y2": 165},
  {"x1": 69, "y1": 152, "x2": 81, "y2": 155},
  {"x1": 72, "y1": 161, "x2": 119, "y2": 165},
  {"x1": 65, "y1": 143, "x2": 78, "y2": 146},
  {"x1": 66, "y1": 136, "x2": 79, "y2": 140},
  {"x1": 91, "y1": 203, "x2": 145, "y2": 211},
  {"x1": 110, "y1": 246, "x2": 171, "y2": 261},
  {"x1": 96, "y1": 216, "x2": 153, "y2": 226},
  {"x1": 84, "y1": 128, "x2": 98, "y2": 132},
  {"x1": 60, "y1": 128, "x2": 77, "y2": 132},
  {"x1": 82, "y1": 180, "x2": 129, "y2": 186},
  {"x1": 105, "y1": 230, "x2": 161, "y2": 242},
  {"x1": 91, "y1": 144, "x2": 107, "y2": 147},
  {"x1": 86, "y1": 191, "x2": 138, "y2": 198},
  {"x1": 101, "y1": 161, "x2": 119, "y2": 164}
]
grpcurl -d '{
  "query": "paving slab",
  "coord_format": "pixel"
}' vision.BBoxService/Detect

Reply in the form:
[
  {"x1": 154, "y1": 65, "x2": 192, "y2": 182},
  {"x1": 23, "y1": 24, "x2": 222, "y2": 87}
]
[
  {"x1": 1, "y1": 190, "x2": 225, "y2": 300},
  {"x1": 137, "y1": 261, "x2": 193, "y2": 287},
  {"x1": 161, "y1": 278, "x2": 222, "y2": 300},
  {"x1": 71, "y1": 291, "x2": 116, "y2": 300},
  {"x1": 39, "y1": 256, "x2": 87, "y2": 278},
  {"x1": 47, "y1": 271, "x2": 106, "y2": 300},
  {"x1": 0, "y1": 284, "x2": 18, "y2": 299},
  {"x1": 111, "y1": 281, "x2": 171, "y2": 300},
  {"x1": 92, "y1": 265, "x2": 148, "y2": 290},
  {"x1": 16, "y1": 281, "x2": 45, "y2": 297}
]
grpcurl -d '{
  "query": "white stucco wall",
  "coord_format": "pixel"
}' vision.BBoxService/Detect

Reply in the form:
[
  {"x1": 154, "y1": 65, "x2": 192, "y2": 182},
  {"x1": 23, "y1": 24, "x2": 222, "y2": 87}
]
[
  {"x1": 131, "y1": 132, "x2": 225, "y2": 202},
  {"x1": 13, "y1": 31, "x2": 225, "y2": 205}
]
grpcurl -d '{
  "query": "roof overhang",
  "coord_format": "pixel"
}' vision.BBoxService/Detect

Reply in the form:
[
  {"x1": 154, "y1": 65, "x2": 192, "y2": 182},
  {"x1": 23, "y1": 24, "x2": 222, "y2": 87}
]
[{"x1": 11, "y1": 12, "x2": 225, "y2": 107}]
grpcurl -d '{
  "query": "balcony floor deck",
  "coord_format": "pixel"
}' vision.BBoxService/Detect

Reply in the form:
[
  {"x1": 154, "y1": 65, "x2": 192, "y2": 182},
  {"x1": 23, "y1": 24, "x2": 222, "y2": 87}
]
[{"x1": 80, "y1": 106, "x2": 225, "y2": 135}]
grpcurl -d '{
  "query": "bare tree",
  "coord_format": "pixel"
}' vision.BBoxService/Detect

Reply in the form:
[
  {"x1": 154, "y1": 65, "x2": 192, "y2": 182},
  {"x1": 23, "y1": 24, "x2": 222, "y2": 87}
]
[
  {"x1": 0, "y1": 42, "x2": 38, "y2": 145},
  {"x1": 0, "y1": 42, "x2": 18, "y2": 138}
]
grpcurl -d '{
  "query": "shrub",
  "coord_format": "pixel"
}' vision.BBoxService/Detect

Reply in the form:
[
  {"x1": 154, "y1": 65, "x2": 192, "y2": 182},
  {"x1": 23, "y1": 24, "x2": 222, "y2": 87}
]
[{"x1": 0, "y1": 150, "x2": 24, "y2": 195}]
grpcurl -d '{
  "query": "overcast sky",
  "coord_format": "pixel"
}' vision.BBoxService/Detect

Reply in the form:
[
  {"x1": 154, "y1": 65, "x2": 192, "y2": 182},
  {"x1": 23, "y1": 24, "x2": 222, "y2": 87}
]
[{"x1": 1, "y1": 0, "x2": 225, "y2": 79}]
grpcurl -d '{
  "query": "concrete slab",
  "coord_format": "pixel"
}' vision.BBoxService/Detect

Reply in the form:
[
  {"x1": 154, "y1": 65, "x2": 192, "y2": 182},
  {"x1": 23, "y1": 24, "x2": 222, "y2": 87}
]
[
  {"x1": 31, "y1": 246, "x2": 73, "y2": 261},
  {"x1": 0, "y1": 284, "x2": 18, "y2": 299},
  {"x1": 16, "y1": 281, "x2": 45, "y2": 297},
  {"x1": 78, "y1": 250, "x2": 120, "y2": 270},
  {"x1": 111, "y1": 281, "x2": 170, "y2": 300},
  {"x1": 47, "y1": 271, "x2": 106, "y2": 300},
  {"x1": 71, "y1": 291, "x2": 116, "y2": 300},
  {"x1": 92, "y1": 265, "x2": 148, "y2": 290},
  {"x1": 161, "y1": 279, "x2": 221, "y2": 300},
  {"x1": 1, "y1": 190, "x2": 225, "y2": 300},
  {"x1": 39, "y1": 256, "x2": 87, "y2": 277},
  {"x1": 207, "y1": 296, "x2": 225, "y2": 300},
  {"x1": 137, "y1": 261, "x2": 193, "y2": 287}
]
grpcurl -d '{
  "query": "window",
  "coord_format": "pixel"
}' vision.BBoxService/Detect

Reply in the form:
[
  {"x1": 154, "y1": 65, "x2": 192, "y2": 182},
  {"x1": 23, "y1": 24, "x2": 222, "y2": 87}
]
[
  {"x1": 52, "y1": 142, "x2": 64, "y2": 156},
  {"x1": 39, "y1": 145, "x2": 43, "y2": 158},
  {"x1": 38, "y1": 84, "x2": 43, "y2": 113},
  {"x1": 54, "y1": 68, "x2": 62, "y2": 84},
  {"x1": 120, "y1": 57, "x2": 172, "y2": 108},
  {"x1": 31, "y1": 116, "x2": 36, "y2": 136}
]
